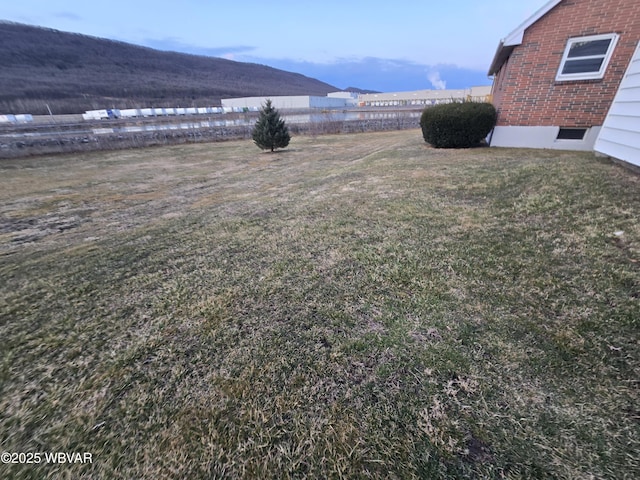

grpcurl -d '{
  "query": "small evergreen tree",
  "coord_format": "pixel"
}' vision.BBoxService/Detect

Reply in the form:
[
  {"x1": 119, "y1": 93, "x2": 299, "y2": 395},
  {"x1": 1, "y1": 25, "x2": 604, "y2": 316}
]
[{"x1": 252, "y1": 99, "x2": 290, "y2": 152}]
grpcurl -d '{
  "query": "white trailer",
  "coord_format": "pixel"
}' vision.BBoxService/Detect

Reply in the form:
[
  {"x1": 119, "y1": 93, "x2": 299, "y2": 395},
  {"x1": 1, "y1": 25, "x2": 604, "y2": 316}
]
[
  {"x1": 14, "y1": 114, "x2": 34, "y2": 123},
  {"x1": 82, "y1": 110, "x2": 118, "y2": 120},
  {"x1": 120, "y1": 109, "x2": 140, "y2": 118},
  {"x1": 82, "y1": 110, "x2": 108, "y2": 120}
]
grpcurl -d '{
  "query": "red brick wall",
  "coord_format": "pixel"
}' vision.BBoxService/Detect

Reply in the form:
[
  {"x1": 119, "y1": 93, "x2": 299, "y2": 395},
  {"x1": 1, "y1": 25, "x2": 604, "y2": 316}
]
[{"x1": 492, "y1": 0, "x2": 640, "y2": 127}]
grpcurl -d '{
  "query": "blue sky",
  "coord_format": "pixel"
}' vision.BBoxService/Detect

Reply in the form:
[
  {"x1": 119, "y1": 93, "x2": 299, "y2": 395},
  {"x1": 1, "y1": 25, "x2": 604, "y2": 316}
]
[{"x1": 2, "y1": 0, "x2": 548, "y2": 92}]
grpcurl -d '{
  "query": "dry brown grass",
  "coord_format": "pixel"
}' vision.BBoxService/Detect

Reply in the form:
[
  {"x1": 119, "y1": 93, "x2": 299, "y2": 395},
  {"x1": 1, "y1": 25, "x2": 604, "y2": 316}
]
[{"x1": 1, "y1": 130, "x2": 638, "y2": 479}]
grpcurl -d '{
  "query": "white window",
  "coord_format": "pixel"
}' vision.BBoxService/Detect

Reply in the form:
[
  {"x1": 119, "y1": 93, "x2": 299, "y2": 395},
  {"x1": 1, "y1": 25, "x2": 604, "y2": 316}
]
[{"x1": 556, "y1": 33, "x2": 619, "y2": 81}]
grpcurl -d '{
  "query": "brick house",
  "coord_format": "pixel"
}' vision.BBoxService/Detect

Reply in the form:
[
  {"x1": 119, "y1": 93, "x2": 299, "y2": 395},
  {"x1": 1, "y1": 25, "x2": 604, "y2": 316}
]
[{"x1": 487, "y1": 0, "x2": 640, "y2": 165}]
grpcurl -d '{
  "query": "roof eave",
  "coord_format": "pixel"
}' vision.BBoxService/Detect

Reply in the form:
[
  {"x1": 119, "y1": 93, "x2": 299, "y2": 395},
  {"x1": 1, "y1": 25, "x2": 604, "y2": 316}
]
[
  {"x1": 488, "y1": 41, "x2": 507, "y2": 76},
  {"x1": 487, "y1": 0, "x2": 563, "y2": 76}
]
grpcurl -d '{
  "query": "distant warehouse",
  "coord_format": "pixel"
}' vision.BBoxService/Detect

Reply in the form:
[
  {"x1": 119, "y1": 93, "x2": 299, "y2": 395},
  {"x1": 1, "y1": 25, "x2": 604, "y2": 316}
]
[
  {"x1": 221, "y1": 94, "x2": 357, "y2": 111},
  {"x1": 358, "y1": 86, "x2": 492, "y2": 107},
  {"x1": 221, "y1": 88, "x2": 491, "y2": 111}
]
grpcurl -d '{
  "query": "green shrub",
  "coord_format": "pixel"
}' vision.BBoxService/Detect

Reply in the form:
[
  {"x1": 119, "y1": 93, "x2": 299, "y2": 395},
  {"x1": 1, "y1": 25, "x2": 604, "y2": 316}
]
[
  {"x1": 252, "y1": 99, "x2": 290, "y2": 152},
  {"x1": 420, "y1": 102, "x2": 497, "y2": 148}
]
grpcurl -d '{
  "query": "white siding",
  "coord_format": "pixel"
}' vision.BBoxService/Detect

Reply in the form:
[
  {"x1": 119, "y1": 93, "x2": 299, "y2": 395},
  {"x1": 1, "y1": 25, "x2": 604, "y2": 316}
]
[{"x1": 595, "y1": 41, "x2": 640, "y2": 168}]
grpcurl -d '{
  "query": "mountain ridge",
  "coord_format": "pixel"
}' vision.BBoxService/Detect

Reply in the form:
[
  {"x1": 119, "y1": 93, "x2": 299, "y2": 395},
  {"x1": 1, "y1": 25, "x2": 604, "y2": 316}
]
[{"x1": 0, "y1": 21, "x2": 340, "y2": 114}]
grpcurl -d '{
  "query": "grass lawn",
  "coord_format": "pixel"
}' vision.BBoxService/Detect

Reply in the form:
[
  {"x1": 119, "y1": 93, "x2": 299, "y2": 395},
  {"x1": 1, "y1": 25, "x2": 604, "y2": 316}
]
[{"x1": 1, "y1": 130, "x2": 638, "y2": 479}]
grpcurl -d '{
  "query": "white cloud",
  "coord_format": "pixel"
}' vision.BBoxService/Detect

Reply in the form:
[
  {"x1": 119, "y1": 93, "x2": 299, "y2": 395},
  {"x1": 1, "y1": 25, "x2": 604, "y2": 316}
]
[{"x1": 427, "y1": 71, "x2": 447, "y2": 90}]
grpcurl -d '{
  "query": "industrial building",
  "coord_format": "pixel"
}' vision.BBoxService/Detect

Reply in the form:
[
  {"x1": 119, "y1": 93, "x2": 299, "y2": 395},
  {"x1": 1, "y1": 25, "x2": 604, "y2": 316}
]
[
  {"x1": 221, "y1": 87, "x2": 491, "y2": 111},
  {"x1": 66, "y1": 87, "x2": 494, "y2": 126},
  {"x1": 357, "y1": 86, "x2": 492, "y2": 107},
  {"x1": 221, "y1": 95, "x2": 355, "y2": 111}
]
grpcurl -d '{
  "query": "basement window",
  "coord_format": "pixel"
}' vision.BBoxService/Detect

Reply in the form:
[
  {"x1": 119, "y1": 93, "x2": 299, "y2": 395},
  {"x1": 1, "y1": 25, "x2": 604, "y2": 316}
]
[
  {"x1": 556, "y1": 33, "x2": 619, "y2": 81},
  {"x1": 556, "y1": 128, "x2": 587, "y2": 140}
]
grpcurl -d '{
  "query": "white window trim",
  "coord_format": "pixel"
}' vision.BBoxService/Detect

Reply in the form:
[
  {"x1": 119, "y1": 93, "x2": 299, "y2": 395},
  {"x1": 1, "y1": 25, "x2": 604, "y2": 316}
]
[{"x1": 556, "y1": 33, "x2": 619, "y2": 81}]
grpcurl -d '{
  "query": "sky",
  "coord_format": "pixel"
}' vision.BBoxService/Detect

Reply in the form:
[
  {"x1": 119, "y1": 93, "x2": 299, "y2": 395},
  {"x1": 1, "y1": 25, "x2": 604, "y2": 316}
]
[{"x1": 2, "y1": 0, "x2": 549, "y2": 92}]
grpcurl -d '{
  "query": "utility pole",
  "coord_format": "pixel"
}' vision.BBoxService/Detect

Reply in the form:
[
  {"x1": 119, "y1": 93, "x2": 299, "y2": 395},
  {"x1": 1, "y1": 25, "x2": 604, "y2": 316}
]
[{"x1": 46, "y1": 104, "x2": 55, "y2": 123}]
